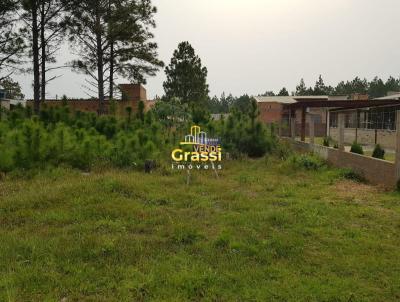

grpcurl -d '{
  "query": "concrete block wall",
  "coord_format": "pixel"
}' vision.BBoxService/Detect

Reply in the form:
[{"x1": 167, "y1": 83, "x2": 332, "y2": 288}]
[
  {"x1": 329, "y1": 128, "x2": 396, "y2": 149},
  {"x1": 0, "y1": 100, "x2": 10, "y2": 110},
  {"x1": 285, "y1": 138, "x2": 397, "y2": 188},
  {"x1": 280, "y1": 123, "x2": 327, "y2": 138}
]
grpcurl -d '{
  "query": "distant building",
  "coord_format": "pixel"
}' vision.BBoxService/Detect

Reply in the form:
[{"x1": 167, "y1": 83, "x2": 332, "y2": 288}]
[
  {"x1": 0, "y1": 88, "x2": 6, "y2": 100},
  {"x1": 26, "y1": 84, "x2": 152, "y2": 115},
  {"x1": 0, "y1": 88, "x2": 8, "y2": 110},
  {"x1": 255, "y1": 95, "x2": 331, "y2": 137},
  {"x1": 0, "y1": 86, "x2": 25, "y2": 110},
  {"x1": 327, "y1": 92, "x2": 400, "y2": 149}
]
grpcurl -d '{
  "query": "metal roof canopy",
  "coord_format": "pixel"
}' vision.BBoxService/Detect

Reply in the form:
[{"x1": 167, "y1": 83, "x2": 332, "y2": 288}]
[
  {"x1": 284, "y1": 99, "x2": 400, "y2": 109},
  {"x1": 283, "y1": 98, "x2": 400, "y2": 142}
]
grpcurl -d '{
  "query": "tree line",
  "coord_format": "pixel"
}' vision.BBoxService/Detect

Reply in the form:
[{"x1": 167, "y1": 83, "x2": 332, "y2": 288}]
[
  {"x1": 0, "y1": 0, "x2": 163, "y2": 113},
  {"x1": 206, "y1": 75, "x2": 400, "y2": 114},
  {"x1": 261, "y1": 75, "x2": 400, "y2": 98}
]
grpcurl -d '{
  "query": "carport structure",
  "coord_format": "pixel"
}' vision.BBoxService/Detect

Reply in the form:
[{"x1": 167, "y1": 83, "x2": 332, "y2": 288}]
[{"x1": 283, "y1": 98, "x2": 400, "y2": 142}]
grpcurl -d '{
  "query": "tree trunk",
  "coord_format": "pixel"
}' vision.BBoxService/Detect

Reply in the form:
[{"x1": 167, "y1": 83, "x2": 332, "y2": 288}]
[
  {"x1": 108, "y1": 0, "x2": 114, "y2": 100},
  {"x1": 109, "y1": 40, "x2": 114, "y2": 100},
  {"x1": 96, "y1": 11, "x2": 104, "y2": 114},
  {"x1": 32, "y1": 1, "x2": 40, "y2": 114},
  {"x1": 40, "y1": 1, "x2": 46, "y2": 102}
]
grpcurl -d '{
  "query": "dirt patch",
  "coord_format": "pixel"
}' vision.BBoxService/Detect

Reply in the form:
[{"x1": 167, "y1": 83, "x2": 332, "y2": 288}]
[{"x1": 334, "y1": 180, "x2": 380, "y2": 203}]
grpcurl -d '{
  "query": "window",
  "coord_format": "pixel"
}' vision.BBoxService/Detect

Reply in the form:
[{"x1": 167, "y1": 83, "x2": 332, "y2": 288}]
[{"x1": 329, "y1": 112, "x2": 338, "y2": 128}]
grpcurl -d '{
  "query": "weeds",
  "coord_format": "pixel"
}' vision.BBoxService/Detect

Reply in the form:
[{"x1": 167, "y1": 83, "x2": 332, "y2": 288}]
[{"x1": 289, "y1": 153, "x2": 326, "y2": 171}]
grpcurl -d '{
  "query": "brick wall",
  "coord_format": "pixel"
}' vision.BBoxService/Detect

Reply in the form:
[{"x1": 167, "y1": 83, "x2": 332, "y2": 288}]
[
  {"x1": 258, "y1": 102, "x2": 327, "y2": 137},
  {"x1": 26, "y1": 99, "x2": 141, "y2": 116},
  {"x1": 258, "y1": 102, "x2": 284, "y2": 123},
  {"x1": 119, "y1": 84, "x2": 147, "y2": 101},
  {"x1": 26, "y1": 84, "x2": 148, "y2": 116},
  {"x1": 284, "y1": 138, "x2": 397, "y2": 188}
]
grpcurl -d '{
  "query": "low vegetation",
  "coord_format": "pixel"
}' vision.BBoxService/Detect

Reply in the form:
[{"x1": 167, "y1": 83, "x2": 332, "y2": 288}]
[
  {"x1": 372, "y1": 144, "x2": 385, "y2": 160},
  {"x1": 0, "y1": 101, "x2": 275, "y2": 173},
  {"x1": 1, "y1": 157, "x2": 400, "y2": 301},
  {"x1": 350, "y1": 141, "x2": 364, "y2": 155}
]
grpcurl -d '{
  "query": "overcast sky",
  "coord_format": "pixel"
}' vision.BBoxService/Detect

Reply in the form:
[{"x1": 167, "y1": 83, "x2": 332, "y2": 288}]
[{"x1": 14, "y1": 0, "x2": 400, "y2": 99}]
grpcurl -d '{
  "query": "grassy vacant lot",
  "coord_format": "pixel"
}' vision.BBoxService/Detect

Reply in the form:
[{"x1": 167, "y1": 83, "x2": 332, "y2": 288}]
[{"x1": 1, "y1": 158, "x2": 400, "y2": 301}]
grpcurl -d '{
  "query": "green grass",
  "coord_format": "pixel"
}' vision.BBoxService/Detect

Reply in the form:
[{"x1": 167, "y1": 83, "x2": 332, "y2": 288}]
[{"x1": 1, "y1": 158, "x2": 400, "y2": 301}]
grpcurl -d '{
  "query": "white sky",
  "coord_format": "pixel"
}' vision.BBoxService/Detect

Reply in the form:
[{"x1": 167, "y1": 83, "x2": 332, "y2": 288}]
[{"x1": 13, "y1": 0, "x2": 400, "y2": 99}]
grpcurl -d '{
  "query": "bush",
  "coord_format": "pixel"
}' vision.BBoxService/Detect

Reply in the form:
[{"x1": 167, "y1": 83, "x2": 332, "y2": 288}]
[
  {"x1": 220, "y1": 103, "x2": 276, "y2": 158},
  {"x1": 323, "y1": 137, "x2": 330, "y2": 147},
  {"x1": 372, "y1": 144, "x2": 385, "y2": 159},
  {"x1": 350, "y1": 142, "x2": 363, "y2": 155},
  {"x1": 290, "y1": 154, "x2": 326, "y2": 171},
  {"x1": 340, "y1": 168, "x2": 365, "y2": 183}
]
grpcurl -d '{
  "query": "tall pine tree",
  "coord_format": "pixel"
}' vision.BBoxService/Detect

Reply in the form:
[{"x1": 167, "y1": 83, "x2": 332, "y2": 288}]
[
  {"x1": 163, "y1": 41, "x2": 209, "y2": 104},
  {"x1": 67, "y1": 0, "x2": 162, "y2": 111},
  {"x1": 106, "y1": 0, "x2": 163, "y2": 99}
]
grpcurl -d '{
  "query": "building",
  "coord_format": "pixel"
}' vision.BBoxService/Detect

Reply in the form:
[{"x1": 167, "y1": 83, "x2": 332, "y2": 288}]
[
  {"x1": 0, "y1": 88, "x2": 8, "y2": 110},
  {"x1": 328, "y1": 92, "x2": 400, "y2": 149},
  {"x1": 264, "y1": 93, "x2": 400, "y2": 143},
  {"x1": 26, "y1": 84, "x2": 151, "y2": 115},
  {"x1": 0, "y1": 87, "x2": 25, "y2": 110},
  {"x1": 255, "y1": 95, "x2": 331, "y2": 137}
]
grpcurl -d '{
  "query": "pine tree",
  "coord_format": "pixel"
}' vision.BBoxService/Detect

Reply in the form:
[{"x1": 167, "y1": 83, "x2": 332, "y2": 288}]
[
  {"x1": 67, "y1": 0, "x2": 162, "y2": 111},
  {"x1": 20, "y1": 0, "x2": 41, "y2": 113},
  {"x1": 262, "y1": 91, "x2": 275, "y2": 96},
  {"x1": 0, "y1": 77, "x2": 24, "y2": 99},
  {"x1": 106, "y1": 0, "x2": 163, "y2": 99},
  {"x1": 19, "y1": 0, "x2": 67, "y2": 112},
  {"x1": 278, "y1": 87, "x2": 289, "y2": 96},
  {"x1": 350, "y1": 77, "x2": 368, "y2": 94},
  {"x1": 385, "y1": 76, "x2": 400, "y2": 93},
  {"x1": 368, "y1": 77, "x2": 386, "y2": 98},
  {"x1": 314, "y1": 75, "x2": 327, "y2": 95},
  {"x1": 295, "y1": 78, "x2": 307, "y2": 96},
  {"x1": 0, "y1": 0, "x2": 25, "y2": 81},
  {"x1": 163, "y1": 41, "x2": 209, "y2": 104},
  {"x1": 67, "y1": 0, "x2": 111, "y2": 113}
]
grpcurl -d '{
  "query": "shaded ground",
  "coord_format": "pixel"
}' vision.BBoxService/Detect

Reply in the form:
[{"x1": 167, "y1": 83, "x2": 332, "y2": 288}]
[{"x1": 0, "y1": 159, "x2": 400, "y2": 301}]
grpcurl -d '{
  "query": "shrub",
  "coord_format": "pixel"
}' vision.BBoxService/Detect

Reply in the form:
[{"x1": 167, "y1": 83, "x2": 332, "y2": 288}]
[
  {"x1": 274, "y1": 140, "x2": 293, "y2": 160},
  {"x1": 290, "y1": 154, "x2": 326, "y2": 171},
  {"x1": 372, "y1": 144, "x2": 385, "y2": 159},
  {"x1": 323, "y1": 137, "x2": 330, "y2": 147},
  {"x1": 350, "y1": 142, "x2": 363, "y2": 155},
  {"x1": 340, "y1": 168, "x2": 365, "y2": 183},
  {"x1": 220, "y1": 106, "x2": 276, "y2": 158}
]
